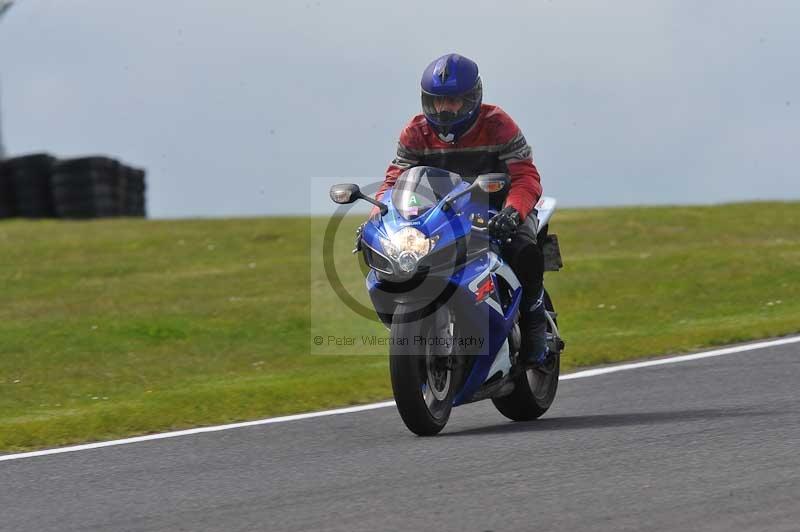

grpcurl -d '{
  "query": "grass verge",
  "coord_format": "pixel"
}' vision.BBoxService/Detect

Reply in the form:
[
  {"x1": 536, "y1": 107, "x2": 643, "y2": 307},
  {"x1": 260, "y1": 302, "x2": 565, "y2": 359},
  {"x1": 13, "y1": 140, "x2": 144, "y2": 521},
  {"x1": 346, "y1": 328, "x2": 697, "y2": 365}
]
[{"x1": 1, "y1": 202, "x2": 799, "y2": 451}]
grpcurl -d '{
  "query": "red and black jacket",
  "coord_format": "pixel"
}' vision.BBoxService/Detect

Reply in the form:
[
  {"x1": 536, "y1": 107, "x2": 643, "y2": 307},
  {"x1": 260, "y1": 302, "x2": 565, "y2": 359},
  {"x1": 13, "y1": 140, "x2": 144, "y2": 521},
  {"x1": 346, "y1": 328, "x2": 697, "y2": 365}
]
[{"x1": 376, "y1": 104, "x2": 542, "y2": 220}]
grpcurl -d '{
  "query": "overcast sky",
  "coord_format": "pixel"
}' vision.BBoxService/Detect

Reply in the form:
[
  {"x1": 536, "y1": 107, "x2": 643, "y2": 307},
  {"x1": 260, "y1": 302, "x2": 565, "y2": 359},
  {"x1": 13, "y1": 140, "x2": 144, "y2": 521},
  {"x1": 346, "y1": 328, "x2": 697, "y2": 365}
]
[{"x1": 0, "y1": 0, "x2": 798, "y2": 218}]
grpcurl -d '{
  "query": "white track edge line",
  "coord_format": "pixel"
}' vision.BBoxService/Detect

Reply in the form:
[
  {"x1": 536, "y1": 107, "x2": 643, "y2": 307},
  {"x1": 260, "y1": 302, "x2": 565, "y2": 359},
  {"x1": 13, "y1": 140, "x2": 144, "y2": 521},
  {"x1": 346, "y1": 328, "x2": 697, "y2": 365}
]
[
  {"x1": 560, "y1": 335, "x2": 800, "y2": 380},
  {"x1": 2, "y1": 335, "x2": 799, "y2": 463}
]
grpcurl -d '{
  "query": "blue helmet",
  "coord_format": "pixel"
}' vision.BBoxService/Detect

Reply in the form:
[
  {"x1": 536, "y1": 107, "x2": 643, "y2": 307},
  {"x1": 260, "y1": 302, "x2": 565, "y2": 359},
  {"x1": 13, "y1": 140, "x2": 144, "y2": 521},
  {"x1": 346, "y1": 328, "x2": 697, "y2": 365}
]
[{"x1": 420, "y1": 53, "x2": 483, "y2": 143}]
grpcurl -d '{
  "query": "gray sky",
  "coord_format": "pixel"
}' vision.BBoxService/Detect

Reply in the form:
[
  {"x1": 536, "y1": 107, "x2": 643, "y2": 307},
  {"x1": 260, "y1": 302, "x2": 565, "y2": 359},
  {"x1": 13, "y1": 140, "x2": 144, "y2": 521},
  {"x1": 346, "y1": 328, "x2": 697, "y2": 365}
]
[{"x1": 0, "y1": 0, "x2": 798, "y2": 218}]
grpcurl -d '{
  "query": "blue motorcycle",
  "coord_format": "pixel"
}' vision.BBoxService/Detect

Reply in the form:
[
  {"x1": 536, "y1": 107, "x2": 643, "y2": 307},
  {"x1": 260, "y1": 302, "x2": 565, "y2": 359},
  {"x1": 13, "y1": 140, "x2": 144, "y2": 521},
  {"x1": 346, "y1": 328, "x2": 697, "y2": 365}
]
[{"x1": 330, "y1": 166, "x2": 564, "y2": 435}]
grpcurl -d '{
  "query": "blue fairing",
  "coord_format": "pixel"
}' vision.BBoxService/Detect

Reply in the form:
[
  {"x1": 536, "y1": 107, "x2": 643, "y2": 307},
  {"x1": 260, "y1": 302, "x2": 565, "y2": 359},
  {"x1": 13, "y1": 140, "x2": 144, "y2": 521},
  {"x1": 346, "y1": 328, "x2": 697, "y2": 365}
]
[
  {"x1": 363, "y1": 167, "x2": 524, "y2": 406},
  {"x1": 448, "y1": 255, "x2": 523, "y2": 406},
  {"x1": 361, "y1": 183, "x2": 472, "y2": 252}
]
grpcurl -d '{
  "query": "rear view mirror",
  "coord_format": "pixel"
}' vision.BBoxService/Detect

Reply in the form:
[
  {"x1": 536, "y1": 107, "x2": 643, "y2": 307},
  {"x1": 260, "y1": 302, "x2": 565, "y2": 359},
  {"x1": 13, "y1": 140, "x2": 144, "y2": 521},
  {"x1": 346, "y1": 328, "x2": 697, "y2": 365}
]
[
  {"x1": 329, "y1": 183, "x2": 389, "y2": 216},
  {"x1": 475, "y1": 173, "x2": 509, "y2": 193},
  {"x1": 330, "y1": 184, "x2": 361, "y2": 204}
]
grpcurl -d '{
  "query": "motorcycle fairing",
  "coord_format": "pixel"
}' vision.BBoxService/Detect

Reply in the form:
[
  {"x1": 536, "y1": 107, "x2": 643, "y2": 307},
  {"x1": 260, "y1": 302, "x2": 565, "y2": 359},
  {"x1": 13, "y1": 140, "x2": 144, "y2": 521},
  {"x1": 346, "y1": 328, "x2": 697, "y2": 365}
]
[
  {"x1": 535, "y1": 196, "x2": 557, "y2": 233},
  {"x1": 360, "y1": 167, "x2": 525, "y2": 406},
  {"x1": 451, "y1": 253, "x2": 523, "y2": 406},
  {"x1": 361, "y1": 185, "x2": 473, "y2": 255}
]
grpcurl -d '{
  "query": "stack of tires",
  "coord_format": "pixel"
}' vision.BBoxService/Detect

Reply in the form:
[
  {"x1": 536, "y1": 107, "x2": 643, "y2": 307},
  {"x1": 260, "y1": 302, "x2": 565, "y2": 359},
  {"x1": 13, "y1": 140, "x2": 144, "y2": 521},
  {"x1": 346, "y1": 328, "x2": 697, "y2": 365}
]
[
  {"x1": 51, "y1": 156, "x2": 123, "y2": 219},
  {"x1": 0, "y1": 153, "x2": 147, "y2": 220},
  {"x1": 3, "y1": 154, "x2": 56, "y2": 218},
  {"x1": 125, "y1": 166, "x2": 147, "y2": 217},
  {"x1": 0, "y1": 159, "x2": 12, "y2": 218}
]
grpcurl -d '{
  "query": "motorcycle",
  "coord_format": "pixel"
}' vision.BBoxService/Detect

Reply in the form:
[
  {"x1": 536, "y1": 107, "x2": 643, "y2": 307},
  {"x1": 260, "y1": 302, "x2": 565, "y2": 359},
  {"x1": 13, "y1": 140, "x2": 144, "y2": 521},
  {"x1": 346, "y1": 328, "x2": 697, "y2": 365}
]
[{"x1": 330, "y1": 166, "x2": 564, "y2": 436}]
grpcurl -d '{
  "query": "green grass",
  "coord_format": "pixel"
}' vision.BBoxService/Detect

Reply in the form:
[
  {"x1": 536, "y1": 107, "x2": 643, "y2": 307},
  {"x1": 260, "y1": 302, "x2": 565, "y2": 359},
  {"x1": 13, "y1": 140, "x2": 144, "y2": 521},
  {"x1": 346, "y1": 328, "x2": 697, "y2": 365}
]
[{"x1": 1, "y1": 202, "x2": 799, "y2": 451}]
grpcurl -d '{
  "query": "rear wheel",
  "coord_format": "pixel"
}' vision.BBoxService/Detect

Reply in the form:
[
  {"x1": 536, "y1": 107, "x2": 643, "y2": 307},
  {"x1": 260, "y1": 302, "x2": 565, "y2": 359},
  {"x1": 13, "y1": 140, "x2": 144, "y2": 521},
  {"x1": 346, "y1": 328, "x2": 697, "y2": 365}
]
[
  {"x1": 492, "y1": 290, "x2": 561, "y2": 421},
  {"x1": 389, "y1": 303, "x2": 457, "y2": 436}
]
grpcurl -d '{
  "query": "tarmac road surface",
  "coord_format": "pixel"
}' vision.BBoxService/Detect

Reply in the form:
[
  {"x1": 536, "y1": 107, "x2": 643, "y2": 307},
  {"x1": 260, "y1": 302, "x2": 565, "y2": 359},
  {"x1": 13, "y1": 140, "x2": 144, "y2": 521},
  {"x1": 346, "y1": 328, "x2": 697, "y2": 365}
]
[{"x1": 2, "y1": 338, "x2": 799, "y2": 531}]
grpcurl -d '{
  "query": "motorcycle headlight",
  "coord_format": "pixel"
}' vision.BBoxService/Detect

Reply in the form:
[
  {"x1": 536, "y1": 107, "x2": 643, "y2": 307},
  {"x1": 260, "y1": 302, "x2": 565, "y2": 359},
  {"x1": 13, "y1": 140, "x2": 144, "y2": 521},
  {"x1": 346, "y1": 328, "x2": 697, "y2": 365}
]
[{"x1": 380, "y1": 227, "x2": 436, "y2": 273}]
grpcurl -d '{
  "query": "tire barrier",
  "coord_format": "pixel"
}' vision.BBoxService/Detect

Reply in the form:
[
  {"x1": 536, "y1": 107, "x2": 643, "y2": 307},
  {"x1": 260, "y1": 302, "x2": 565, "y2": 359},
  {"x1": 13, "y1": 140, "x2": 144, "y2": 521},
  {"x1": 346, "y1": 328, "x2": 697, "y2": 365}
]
[
  {"x1": 0, "y1": 160, "x2": 13, "y2": 218},
  {"x1": 52, "y1": 156, "x2": 121, "y2": 219},
  {"x1": 0, "y1": 153, "x2": 147, "y2": 220},
  {"x1": 5, "y1": 153, "x2": 56, "y2": 218},
  {"x1": 125, "y1": 166, "x2": 147, "y2": 218}
]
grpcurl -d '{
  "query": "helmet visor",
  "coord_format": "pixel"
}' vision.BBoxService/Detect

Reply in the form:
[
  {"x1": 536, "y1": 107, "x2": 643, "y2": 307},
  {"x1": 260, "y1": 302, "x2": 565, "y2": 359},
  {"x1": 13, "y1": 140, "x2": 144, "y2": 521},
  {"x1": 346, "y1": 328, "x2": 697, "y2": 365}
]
[{"x1": 421, "y1": 80, "x2": 482, "y2": 126}]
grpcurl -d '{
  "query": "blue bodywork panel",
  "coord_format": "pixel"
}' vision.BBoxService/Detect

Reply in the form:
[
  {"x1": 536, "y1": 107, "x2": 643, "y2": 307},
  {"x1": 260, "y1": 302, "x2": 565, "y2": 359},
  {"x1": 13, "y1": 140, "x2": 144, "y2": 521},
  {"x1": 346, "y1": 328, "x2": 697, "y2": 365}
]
[{"x1": 363, "y1": 168, "x2": 523, "y2": 406}]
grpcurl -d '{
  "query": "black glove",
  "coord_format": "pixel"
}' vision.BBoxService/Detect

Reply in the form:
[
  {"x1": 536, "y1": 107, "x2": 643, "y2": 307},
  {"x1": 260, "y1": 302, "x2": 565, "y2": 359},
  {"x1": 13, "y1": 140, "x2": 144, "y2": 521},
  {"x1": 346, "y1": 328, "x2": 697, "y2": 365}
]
[
  {"x1": 353, "y1": 221, "x2": 367, "y2": 253},
  {"x1": 487, "y1": 206, "x2": 520, "y2": 242}
]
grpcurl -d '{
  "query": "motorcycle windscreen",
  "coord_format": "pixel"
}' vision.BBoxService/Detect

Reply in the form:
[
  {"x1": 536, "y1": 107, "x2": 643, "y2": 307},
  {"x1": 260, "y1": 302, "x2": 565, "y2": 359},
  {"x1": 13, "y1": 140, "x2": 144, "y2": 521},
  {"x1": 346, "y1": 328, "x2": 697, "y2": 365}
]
[{"x1": 393, "y1": 166, "x2": 462, "y2": 220}]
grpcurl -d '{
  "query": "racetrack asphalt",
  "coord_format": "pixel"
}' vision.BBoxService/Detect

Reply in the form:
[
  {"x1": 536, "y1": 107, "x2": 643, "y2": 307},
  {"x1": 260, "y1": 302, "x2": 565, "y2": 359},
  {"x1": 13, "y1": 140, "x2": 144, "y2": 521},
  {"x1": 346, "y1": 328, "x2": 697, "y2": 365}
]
[{"x1": 2, "y1": 340, "x2": 799, "y2": 532}]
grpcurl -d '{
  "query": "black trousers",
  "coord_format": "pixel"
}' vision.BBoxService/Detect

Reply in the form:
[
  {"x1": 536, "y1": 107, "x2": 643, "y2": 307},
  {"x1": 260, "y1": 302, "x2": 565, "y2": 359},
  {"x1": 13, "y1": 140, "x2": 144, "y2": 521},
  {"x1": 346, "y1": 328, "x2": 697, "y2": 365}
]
[{"x1": 500, "y1": 212, "x2": 544, "y2": 308}]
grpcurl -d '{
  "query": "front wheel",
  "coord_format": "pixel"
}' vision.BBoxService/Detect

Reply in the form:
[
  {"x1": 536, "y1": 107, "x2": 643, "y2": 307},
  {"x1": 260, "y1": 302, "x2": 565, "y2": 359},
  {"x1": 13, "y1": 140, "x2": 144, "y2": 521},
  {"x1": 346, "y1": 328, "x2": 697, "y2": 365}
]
[
  {"x1": 389, "y1": 303, "x2": 457, "y2": 436},
  {"x1": 492, "y1": 290, "x2": 561, "y2": 422}
]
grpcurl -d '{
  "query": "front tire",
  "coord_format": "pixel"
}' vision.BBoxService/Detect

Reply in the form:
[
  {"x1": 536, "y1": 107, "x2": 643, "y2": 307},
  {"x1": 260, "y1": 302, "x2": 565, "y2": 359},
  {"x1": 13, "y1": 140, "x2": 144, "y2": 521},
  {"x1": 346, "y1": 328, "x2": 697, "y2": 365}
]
[
  {"x1": 389, "y1": 303, "x2": 456, "y2": 436},
  {"x1": 492, "y1": 290, "x2": 561, "y2": 421}
]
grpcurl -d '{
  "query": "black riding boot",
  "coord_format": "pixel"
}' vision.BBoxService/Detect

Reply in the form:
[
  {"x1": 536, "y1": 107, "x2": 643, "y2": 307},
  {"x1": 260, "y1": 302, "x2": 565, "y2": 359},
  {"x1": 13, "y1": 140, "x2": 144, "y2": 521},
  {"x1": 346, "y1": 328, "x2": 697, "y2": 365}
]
[
  {"x1": 502, "y1": 215, "x2": 549, "y2": 367},
  {"x1": 519, "y1": 288, "x2": 549, "y2": 367}
]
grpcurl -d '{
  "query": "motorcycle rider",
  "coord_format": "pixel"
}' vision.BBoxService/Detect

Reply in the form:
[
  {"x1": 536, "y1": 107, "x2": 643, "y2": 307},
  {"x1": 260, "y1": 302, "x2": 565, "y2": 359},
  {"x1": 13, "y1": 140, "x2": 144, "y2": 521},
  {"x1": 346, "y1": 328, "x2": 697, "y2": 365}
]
[{"x1": 370, "y1": 53, "x2": 550, "y2": 367}]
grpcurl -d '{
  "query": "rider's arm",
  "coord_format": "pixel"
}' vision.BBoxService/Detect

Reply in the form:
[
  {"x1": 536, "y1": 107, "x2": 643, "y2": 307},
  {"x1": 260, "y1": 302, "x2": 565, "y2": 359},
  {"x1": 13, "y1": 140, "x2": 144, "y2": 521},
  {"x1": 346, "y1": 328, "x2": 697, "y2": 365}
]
[{"x1": 496, "y1": 113, "x2": 542, "y2": 221}]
